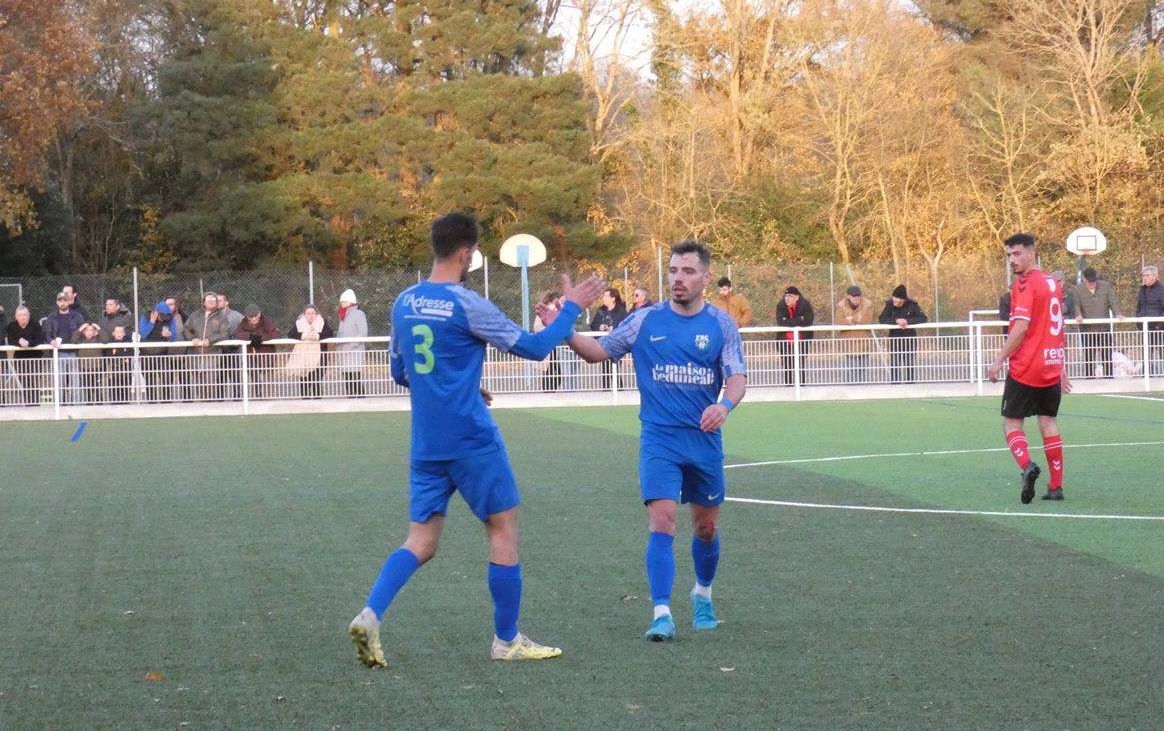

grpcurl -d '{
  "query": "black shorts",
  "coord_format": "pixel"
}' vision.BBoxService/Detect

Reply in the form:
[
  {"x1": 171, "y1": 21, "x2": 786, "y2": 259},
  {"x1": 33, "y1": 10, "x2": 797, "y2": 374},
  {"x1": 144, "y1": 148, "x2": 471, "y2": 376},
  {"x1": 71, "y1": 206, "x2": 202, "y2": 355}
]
[{"x1": 1001, "y1": 375, "x2": 1061, "y2": 419}]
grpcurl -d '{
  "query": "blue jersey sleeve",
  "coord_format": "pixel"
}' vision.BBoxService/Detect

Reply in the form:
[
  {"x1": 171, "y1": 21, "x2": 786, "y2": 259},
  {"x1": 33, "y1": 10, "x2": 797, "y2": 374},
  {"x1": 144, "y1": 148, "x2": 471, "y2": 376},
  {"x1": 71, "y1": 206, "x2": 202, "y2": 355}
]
[
  {"x1": 389, "y1": 322, "x2": 408, "y2": 387},
  {"x1": 601, "y1": 307, "x2": 650, "y2": 361},
  {"x1": 715, "y1": 310, "x2": 747, "y2": 379},
  {"x1": 458, "y1": 288, "x2": 581, "y2": 361}
]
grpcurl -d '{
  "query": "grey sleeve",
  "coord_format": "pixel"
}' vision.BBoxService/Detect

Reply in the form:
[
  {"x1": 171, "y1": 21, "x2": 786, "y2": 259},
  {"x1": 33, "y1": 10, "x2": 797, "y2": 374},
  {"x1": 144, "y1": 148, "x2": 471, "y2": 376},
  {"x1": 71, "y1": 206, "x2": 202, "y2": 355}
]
[
  {"x1": 459, "y1": 289, "x2": 523, "y2": 352},
  {"x1": 602, "y1": 308, "x2": 647, "y2": 361},
  {"x1": 717, "y1": 311, "x2": 747, "y2": 379}
]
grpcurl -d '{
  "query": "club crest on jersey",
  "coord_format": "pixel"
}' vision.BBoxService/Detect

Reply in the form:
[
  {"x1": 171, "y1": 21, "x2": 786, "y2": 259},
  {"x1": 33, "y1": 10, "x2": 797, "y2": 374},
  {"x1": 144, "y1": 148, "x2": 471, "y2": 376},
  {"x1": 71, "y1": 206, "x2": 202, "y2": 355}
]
[{"x1": 695, "y1": 333, "x2": 710, "y2": 350}]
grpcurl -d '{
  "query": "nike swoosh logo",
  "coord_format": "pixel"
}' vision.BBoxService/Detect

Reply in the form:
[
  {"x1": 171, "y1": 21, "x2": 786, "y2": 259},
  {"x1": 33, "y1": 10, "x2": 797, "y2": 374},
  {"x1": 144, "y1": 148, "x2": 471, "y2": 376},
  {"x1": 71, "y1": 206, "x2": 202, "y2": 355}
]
[
  {"x1": 706, "y1": 493, "x2": 721, "y2": 501},
  {"x1": 650, "y1": 335, "x2": 666, "y2": 342}
]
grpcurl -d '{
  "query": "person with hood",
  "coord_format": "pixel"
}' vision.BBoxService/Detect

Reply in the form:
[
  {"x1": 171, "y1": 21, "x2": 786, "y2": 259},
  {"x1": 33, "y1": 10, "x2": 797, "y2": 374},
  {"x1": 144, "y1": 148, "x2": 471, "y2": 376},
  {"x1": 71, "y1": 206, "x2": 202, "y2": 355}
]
[
  {"x1": 878, "y1": 284, "x2": 928, "y2": 383},
  {"x1": 4, "y1": 305, "x2": 45, "y2": 405},
  {"x1": 336, "y1": 288, "x2": 368, "y2": 396},
  {"x1": 775, "y1": 285, "x2": 814, "y2": 385},
  {"x1": 286, "y1": 304, "x2": 334, "y2": 398},
  {"x1": 140, "y1": 301, "x2": 181, "y2": 402}
]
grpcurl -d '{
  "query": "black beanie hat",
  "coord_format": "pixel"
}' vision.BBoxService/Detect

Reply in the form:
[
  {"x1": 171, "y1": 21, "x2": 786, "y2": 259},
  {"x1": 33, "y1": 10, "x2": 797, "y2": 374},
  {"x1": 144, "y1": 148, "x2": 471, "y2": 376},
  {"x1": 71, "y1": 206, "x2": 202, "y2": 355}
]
[{"x1": 892, "y1": 284, "x2": 908, "y2": 299}]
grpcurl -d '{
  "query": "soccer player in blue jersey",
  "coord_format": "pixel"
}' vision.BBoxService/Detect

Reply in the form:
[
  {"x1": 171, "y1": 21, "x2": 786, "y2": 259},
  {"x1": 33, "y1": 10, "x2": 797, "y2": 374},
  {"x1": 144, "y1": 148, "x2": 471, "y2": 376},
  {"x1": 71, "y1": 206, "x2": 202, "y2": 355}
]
[
  {"x1": 554, "y1": 239, "x2": 747, "y2": 641},
  {"x1": 347, "y1": 213, "x2": 604, "y2": 667}
]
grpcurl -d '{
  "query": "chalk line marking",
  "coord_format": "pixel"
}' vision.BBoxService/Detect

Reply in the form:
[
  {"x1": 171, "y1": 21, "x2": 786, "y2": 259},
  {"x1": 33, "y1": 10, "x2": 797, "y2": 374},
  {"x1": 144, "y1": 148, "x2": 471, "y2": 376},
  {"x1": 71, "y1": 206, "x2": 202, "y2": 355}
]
[
  {"x1": 1103, "y1": 394, "x2": 1164, "y2": 403},
  {"x1": 725, "y1": 496, "x2": 1164, "y2": 521},
  {"x1": 725, "y1": 441, "x2": 1164, "y2": 470}
]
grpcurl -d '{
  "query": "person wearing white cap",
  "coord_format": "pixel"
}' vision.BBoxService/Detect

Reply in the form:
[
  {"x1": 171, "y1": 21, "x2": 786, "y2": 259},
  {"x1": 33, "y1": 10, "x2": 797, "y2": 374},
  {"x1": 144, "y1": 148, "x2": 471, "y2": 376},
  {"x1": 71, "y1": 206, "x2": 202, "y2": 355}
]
[{"x1": 336, "y1": 288, "x2": 368, "y2": 396}]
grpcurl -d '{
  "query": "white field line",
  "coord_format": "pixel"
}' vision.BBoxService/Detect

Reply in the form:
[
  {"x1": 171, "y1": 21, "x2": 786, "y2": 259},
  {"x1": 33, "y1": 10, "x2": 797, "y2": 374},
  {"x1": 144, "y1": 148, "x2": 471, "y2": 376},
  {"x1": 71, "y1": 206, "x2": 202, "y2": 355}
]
[
  {"x1": 724, "y1": 441, "x2": 1164, "y2": 470},
  {"x1": 1103, "y1": 394, "x2": 1164, "y2": 402},
  {"x1": 725, "y1": 496, "x2": 1164, "y2": 521}
]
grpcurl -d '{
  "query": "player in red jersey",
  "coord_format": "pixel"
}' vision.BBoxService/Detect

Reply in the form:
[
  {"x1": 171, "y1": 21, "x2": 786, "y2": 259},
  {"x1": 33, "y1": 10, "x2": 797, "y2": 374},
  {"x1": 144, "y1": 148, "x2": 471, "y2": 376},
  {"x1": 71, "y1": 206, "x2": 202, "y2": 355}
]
[{"x1": 987, "y1": 234, "x2": 1073, "y2": 503}]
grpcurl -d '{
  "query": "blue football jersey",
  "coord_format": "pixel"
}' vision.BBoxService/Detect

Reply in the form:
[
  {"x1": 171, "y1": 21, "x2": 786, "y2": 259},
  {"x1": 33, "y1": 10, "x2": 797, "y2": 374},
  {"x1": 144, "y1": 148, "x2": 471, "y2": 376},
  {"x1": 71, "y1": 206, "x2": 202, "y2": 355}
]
[
  {"x1": 390, "y1": 281, "x2": 535, "y2": 460},
  {"x1": 601, "y1": 302, "x2": 746, "y2": 432}
]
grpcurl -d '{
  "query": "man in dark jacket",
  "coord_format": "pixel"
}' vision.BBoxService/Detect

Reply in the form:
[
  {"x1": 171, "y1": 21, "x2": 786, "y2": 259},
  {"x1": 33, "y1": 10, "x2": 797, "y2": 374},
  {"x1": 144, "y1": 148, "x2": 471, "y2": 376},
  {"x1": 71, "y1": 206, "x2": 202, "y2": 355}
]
[
  {"x1": 234, "y1": 304, "x2": 281, "y2": 398},
  {"x1": 4, "y1": 305, "x2": 45, "y2": 405},
  {"x1": 1137, "y1": 265, "x2": 1164, "y2": 376},
  {"x1": 43, "y1": 291, "x2": 87, "y2": 404},
  {"x1": 775, "y1": 285, "x2": 814, "y2": 385},
  {"x1": 878, "y1": 285, "x2": 928, "y2": 384},
  {"x1": 98, "y1": 297, "x2": 134, "y2": 340}
]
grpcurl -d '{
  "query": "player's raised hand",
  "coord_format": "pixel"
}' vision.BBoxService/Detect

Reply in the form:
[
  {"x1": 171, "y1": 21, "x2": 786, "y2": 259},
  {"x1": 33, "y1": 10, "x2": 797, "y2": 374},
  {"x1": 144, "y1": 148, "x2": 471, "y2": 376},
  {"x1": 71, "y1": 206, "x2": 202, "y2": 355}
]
[
  {"x1": 535, "y1": 301, "x2": 559, "y2": 327},
  {"x1": 561, "y1": 273, "x2": 606, "y2": 310},
  {"x1": 699, "y1": 402, "x2": 730, "y2": 432}
]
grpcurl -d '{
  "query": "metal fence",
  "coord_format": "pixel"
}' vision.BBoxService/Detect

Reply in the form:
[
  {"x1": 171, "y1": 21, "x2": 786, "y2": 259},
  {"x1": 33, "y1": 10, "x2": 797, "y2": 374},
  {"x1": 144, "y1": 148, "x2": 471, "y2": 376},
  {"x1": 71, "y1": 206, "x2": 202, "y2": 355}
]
[{"x1": 3, "y1": 318, "x2": 1161, "y2": 419}]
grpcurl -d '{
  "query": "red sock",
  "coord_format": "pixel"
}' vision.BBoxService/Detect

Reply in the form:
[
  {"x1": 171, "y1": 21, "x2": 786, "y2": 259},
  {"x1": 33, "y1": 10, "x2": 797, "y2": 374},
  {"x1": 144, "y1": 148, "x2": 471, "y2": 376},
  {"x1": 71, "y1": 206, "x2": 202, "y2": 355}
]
[
  {"x1": 1006, "y1": 430, "x2": 1031, "y2": 470},
  {"x1": 1044, "y1": 435, "x2": 1063, "y2": 488}
]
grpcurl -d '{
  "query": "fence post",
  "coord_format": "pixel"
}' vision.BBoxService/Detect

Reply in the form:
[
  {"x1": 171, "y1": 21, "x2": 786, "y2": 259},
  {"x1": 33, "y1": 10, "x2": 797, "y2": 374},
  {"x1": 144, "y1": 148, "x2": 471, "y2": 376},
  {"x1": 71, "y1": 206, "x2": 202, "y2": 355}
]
[
  {"x1": 793, "y1": 330, "x2": 802, "y2": 402},
  {"x1": 51, "y1": 348, "x2": 61, "y2": 420},
  {"x1": 240, "y1": 342, "x2": 250, "y2": 416},
  {"x1": 484, "y1": 255, "x2": 490, "y2": 300},
  {"x1": 974, "y1": 323, "x2": 984, "y2": 396},
  {"x1": 1143, "y1": 320, "x2": 1151, "y2": 393},
  {"x1": 656, "y1": 246, "x2": 664, "y2": 302},
  {"x1": 132, "y1": 267, "x2": 140, "y2": 346},
  {"x1": 132, "y1": 341, "x2": 142, "y2": 404},
  {"x1": 308, "y1": 260, "x2": 315, "y2": 305}
]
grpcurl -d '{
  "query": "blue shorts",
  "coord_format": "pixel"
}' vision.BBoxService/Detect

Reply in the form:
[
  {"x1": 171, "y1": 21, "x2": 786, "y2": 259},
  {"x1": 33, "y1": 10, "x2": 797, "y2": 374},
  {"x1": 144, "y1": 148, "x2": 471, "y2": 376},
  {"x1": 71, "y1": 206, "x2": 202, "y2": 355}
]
[
  {"x1": 410, "y1": 448, "x2": 521, "y2": 523},
  {"x1": 639, "y1": 424, "x2": 725, "y2": 507}
]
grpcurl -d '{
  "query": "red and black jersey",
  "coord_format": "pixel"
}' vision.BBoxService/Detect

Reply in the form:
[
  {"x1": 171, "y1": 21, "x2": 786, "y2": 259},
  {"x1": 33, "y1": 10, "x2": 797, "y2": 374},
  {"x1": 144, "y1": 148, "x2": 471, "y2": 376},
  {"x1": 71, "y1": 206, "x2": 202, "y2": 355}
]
[{"x1": 1008, "y1": 268, "x2": 1066, "y2": 387}]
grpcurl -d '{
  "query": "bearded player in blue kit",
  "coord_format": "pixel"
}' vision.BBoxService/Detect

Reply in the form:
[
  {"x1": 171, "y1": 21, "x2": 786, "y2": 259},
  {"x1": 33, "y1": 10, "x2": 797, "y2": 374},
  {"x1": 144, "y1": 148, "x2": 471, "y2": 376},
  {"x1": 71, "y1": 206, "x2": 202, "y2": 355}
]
[
  {"x1": 550, "y1": 239, "x2": 747, "y2": 641},
  {"x1": 347, "y1": 213, "x2": 604, "y2": 667}
]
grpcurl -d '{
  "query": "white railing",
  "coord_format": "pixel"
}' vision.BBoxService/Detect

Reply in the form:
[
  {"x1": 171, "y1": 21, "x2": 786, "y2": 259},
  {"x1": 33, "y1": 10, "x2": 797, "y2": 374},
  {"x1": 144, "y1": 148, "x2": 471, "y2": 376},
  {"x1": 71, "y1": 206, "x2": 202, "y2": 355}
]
[{"x1": 2, "y1": 318, "x2": 1161, "y2": 419}]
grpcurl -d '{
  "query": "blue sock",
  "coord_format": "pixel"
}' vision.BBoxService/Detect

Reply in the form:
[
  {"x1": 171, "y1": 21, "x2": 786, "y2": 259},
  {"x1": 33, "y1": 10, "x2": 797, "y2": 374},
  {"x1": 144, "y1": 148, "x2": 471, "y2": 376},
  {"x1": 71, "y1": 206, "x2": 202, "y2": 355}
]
[
  {"x1": 692, "y1": 533, "x2": 720, "y2": 588},
  {"x1": 645, "y1": 532, "x2": 675, "y2": 606},
  {"x1": 366, "y1": 548, "x2": 420, "y2": 621},
  {"x1": 488, "y1": 563, "x2": 522, "y2": 642}
]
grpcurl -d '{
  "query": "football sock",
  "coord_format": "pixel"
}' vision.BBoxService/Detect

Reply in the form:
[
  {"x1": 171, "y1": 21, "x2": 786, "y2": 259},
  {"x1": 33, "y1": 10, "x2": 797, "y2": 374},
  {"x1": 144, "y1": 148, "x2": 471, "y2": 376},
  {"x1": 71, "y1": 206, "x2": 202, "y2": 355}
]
[
  {"x1": 488, "y1": 562, "x2": 522, "y2": 643},
  {"x1": 653, "y1": 604, "x2": 671, "y2": 620},
  {"x1": 1006, "y1": 430, "x2": 1031, "y2": 470},
  {"x1": 367, "y1": 547, "x2": 420, "y2": 621},
  {"x1": 1044, "y1": 435, "x2": 1064, "y2": 488},
  {"x1": 645, "y1": 531, "x2": 675, "y2": 609},
  {"x1": 691, "y1": 534, "x2": 720, "y2": 596}
]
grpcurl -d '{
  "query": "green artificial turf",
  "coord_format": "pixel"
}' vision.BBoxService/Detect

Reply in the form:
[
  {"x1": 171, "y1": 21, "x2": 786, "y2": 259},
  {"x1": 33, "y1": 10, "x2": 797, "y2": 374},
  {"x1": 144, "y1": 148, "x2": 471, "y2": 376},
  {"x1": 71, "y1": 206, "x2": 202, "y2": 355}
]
[{"x1": 2, "y1": 395, "x2": 1162, "y2": 729}]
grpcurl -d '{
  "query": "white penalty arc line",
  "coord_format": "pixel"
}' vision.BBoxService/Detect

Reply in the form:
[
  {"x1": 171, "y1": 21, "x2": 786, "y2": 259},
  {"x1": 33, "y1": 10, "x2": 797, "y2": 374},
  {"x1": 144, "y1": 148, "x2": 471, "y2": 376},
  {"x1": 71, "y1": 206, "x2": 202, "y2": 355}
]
[
  {"x1": 724, "y1": 441, "x2": 1164, "y2": 470},
  {"x1": 725, "y1": 496, "x2": 1164, "y2": 522}
]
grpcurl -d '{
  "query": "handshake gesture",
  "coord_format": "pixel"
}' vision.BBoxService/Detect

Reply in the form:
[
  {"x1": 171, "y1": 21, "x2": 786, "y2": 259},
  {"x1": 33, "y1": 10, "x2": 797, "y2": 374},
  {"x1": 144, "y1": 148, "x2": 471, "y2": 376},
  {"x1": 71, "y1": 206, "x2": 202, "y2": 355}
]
[{"x1": 535, "y1": 273, "x2": 606, "y2": 327}]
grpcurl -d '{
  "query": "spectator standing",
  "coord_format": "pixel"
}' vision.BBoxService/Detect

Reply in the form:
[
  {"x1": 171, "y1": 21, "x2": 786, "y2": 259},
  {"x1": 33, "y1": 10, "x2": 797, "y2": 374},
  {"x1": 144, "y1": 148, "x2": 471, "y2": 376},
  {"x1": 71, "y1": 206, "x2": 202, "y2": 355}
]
[
  {"x1": 1073, "y1": 267, "x2": 1122, "y2": 378},
  {"x1": 336, "y1": 288, "x2": 368, "y2": 396},
  {"x1": 98, "y1": 298, "x2": 133, "y2": 340},
  {"x1": 4, "y1": 306, "x2": 44, "y2": 405},
  {"x1": 105, "y1": 325, "x2": 134, "y2": 403},
  {"x1": 590, "y1": 288, "x2": 627, "y2": 390},
  {"x1": 630, "y1": 287, "x2": 653, "y2": 313},
  {"x1": 286, "y1": 304, "x2": 333, "y2": 398},
  {"x1": 833, "y1": 285, "x2": 875, "y2": 383},
  {"x1": 217, "y1": 292, "x2": 244, "y2": 334},
  {"x1": 878, "y1": 285, "x2": 928, "y2": 384},
  {"x1": 43, "y1": 291, "x2": 86, "y2": 404},
  {"x1": 182, "y1": 292, "x2": 232, "y2": 400},
  {"x1": 164, "y1": 296, "x2": 189, "y2": 401},
  {"x1": 140, "y1": 301, "x2": 181, "y2": 402},
  {"x1": 532, "y1": 291, "x2": 564, "y2": 392},
  {"x1": 234, "y1": 304, "x2": 281, "y2": 398},
  {"x1": 998, "y1": 291, "x2": 1011, "y2": 336},
  {"x1": 775, "y1": 286, "x2": 814, "y2": 385},
  {"x1": 0, "y1": 305, "x2": 7, "y2": 336},
  {"x1": 1136, "y1": 265, "x2": 1164, "y2": 376},
  {"x1": 62, "y1": 284, "x2": 89, "y2": 321},
  {"x1": 711, "y1": 277, "x2": 754, "y2": 328},
  {"x1": 70, "y1": 322, "x2": 105, "y2": 404}
]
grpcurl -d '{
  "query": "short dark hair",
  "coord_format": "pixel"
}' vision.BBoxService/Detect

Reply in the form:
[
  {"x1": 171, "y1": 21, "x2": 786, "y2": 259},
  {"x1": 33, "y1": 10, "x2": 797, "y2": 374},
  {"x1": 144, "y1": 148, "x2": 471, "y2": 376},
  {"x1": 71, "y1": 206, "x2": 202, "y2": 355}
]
[
  {"x1": 671, "y1": 239, "x2": 711, "y2": 269},
  {"x1": 1004, "y1": 233, "x2": 1036, "y2": 249},
  {"x1": 717, "y1": 277, "x2": 731, "y2": 288},
  {"x1": 431, "y1": 213, "x2": 480, "y2": 259}
]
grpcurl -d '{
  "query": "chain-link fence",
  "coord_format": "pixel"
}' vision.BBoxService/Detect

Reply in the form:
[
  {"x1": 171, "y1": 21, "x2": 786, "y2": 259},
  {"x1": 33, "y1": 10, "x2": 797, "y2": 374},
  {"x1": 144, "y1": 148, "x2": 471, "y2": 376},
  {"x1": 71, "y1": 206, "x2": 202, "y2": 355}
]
[{"x1": 2, "y1": 246, "x2": 1159, "y2": 335}]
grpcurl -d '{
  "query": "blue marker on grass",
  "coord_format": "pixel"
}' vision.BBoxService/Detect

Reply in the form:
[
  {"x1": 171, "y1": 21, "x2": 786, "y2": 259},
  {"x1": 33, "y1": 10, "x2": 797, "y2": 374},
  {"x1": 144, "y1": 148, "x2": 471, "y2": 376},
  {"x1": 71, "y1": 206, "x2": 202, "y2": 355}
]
[{"x1": 70, "y1": 421, "x2": 88, "y2": 443}]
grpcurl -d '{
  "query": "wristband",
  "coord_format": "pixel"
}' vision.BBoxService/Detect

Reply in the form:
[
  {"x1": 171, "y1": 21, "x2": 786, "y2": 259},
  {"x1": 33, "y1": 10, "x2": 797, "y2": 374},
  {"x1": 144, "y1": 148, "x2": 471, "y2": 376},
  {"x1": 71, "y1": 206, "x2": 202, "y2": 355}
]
[{"x1": 719, "y1": 396, "x2": 734, "y2": 413}]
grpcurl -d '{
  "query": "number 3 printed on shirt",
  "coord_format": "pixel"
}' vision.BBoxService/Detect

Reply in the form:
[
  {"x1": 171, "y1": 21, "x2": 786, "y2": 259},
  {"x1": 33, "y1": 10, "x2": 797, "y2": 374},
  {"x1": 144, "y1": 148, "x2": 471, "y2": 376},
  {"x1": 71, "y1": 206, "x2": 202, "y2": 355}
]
[{"x1": 412, "y1": 323, "x2": 435, "y2": 374}]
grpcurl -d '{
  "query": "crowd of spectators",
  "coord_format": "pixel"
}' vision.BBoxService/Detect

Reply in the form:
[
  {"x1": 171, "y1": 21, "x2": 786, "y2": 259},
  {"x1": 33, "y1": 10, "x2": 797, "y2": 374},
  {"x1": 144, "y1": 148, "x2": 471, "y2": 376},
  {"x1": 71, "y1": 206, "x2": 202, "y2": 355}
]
[{"x1": 1, "y1": 266, "x2": 1162, "y2": 406}]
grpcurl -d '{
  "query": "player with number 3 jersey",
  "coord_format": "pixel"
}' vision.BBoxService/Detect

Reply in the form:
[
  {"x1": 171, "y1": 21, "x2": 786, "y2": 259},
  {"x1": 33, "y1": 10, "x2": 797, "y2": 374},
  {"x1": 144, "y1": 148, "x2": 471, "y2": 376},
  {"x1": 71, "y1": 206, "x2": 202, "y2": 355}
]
[
  {"x1": 347, "y1": 213, "x2": 605, "y2": 668},
  {"x1": 987, "y1": 234, "x2": 1073, "y2": 504}
]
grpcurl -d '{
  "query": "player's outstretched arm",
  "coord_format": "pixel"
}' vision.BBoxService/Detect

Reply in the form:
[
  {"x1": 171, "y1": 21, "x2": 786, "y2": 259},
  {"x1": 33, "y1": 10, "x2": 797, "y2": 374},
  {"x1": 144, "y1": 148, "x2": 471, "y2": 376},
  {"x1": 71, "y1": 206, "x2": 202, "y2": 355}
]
[
  {"x1": 566, "y1": 332, "x2": 610, "y2": 363},
  {"x1": 477, "y1": 273, "x2": 607, "y2": 362},
  {"x1": 700, "y1": 374, "x2": 747, "y2": 432}
]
